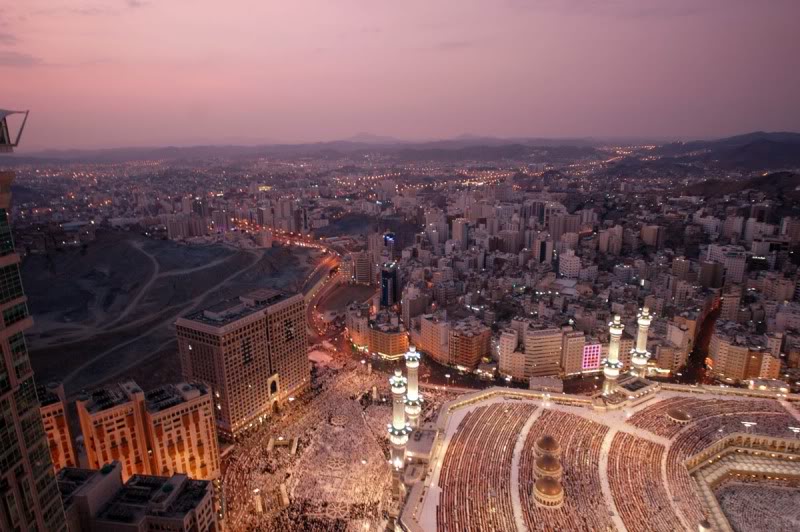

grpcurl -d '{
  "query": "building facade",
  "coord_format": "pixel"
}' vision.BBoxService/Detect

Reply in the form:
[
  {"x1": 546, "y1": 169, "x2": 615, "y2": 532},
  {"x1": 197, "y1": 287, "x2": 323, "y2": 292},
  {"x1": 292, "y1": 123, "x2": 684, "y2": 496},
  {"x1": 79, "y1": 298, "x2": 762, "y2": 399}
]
[
  {"x1": 0, "y1": 170, "x2": 67, "y2": 531},
  {"x1": 37, "y1": 382, "x2": 76, "y2": 473},
  {"x1": 176, "y1": 290, "x2": 308, "y2": 439},
  {"x1": 76, "y1": 380, "x2": 220, "y2": 482}
]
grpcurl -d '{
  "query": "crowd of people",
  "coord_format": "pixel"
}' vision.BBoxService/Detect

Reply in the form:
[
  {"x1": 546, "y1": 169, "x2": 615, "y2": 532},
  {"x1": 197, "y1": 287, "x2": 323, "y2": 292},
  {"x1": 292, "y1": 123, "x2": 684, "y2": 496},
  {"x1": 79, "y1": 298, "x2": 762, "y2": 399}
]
[
  {"x1": 222, "y1": 356, "x2": 395, "y2": 531},
  {"x1": 427, "y1": 393, "x2": 800, "y2": 532},
  {"x1": 518, "y1": 409, "x2": 612, "y2": 531},
  {"x1": 715, "y1": 477, "x2": 800, "y2": 532},
  {"x1": 628, "y1": 396, "x2": 790, "y2": 438},
  {"x1": 436, "y1": 403, "x2": 536, "y2": 532},
  {"x1": 608, "y1": 432, "x2": 683, "y2": 531},
  {"x1": 665, "y1": 408, "x2": 798, "y2": 526}
]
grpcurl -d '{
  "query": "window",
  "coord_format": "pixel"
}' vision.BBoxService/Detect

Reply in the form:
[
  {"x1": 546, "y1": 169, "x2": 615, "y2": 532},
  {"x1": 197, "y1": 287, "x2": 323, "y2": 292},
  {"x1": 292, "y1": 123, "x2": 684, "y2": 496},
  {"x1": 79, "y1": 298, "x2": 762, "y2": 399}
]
[
  {"x1": 0, "y1": 210, "x2": 14, "y2": 257},
  {"x1": 3, "y1": 303, "x2": 28, "y2": 328},
  {"x1": 0, "y1": 263, "x2": 23, "y2": 304}
]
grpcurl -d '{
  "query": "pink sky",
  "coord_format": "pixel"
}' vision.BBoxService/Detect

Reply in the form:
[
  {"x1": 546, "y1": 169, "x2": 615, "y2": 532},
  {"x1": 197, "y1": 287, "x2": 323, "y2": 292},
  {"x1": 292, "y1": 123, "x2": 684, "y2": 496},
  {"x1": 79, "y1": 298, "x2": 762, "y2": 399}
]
[{"x1": 1, "y1": 0, "x2": 799, "y2": 150}]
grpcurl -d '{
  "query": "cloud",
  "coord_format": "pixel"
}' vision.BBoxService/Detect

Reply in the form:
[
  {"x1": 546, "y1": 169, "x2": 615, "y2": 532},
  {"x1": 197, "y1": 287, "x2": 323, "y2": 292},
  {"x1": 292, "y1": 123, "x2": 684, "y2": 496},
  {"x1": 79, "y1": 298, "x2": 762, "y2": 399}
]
[
  {"x1": 126, "y1": 0, "x2": 149, "y2": 8},
  {"x1": 0, "y1": 50, "x2": 42, "y2": 67},
  {"x1": 0, "y1": 32, "x2": 17, "y2": 45}
]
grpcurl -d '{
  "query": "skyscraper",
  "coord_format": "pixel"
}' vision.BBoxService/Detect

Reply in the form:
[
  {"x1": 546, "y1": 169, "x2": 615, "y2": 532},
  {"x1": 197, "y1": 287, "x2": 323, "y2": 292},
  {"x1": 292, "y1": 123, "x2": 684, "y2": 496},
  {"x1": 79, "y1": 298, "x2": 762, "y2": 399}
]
[
  {"x1": 176, "y1": 289, "x2": 309, "y2": 439},
  {"x1": 452, "y1": 218, "x2": 469, "y2": 250},
  {"x1": 380, "y1": 262, "x2": 400, "y2": 307},
  {"x1": 0, "y1": 109, "x2": 68, "y2": 531}
]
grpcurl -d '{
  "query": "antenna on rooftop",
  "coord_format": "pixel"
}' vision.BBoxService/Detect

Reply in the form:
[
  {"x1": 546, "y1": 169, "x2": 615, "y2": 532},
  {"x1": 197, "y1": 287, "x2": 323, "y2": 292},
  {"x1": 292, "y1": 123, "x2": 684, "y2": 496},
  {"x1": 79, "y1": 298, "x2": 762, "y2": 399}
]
[{"x1": 0, "y1": 109, "x2": 30, "y2": 153}]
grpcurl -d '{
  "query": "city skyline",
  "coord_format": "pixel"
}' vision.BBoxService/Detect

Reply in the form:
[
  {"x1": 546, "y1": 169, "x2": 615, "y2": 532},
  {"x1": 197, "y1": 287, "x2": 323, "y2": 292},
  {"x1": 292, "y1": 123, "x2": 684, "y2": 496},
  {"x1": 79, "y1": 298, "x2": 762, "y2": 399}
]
[
  {"x1": 3, "y1": 2, "x2": 800, "y2": 531},
  {"x1": 1, "y1": 0, "x2": 799, "y2": 150}
]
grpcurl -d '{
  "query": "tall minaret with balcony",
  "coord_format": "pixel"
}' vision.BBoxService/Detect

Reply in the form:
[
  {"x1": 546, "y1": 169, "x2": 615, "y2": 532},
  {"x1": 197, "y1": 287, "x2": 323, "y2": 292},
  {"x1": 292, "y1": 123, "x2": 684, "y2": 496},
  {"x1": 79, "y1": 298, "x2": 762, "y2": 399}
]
[
  {"x1": 387, "y1": 369, "x2": 411, "y2": 471},
  {"x1": 404, "y1": 346, "x2": 423, "y2": 428},
  {"x1": 630, "y1": 307, "x2": 653, "y2": 377},
  {"x1": 602, "y1": 315, "x2": 624, "y2": 395}
]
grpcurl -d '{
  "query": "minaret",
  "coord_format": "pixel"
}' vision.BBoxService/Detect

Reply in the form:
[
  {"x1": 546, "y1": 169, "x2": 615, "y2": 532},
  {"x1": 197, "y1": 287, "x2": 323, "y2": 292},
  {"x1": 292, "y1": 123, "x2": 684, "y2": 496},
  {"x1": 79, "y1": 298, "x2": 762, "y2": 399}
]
[
  {"x1": 630, "y1": 307, "x2": 653, "y2": 377},
  {"x1": 388, "y1": 369, "x2": 411, "y2": 472},
  {"x1": 602, "y1": 315, "x2": 624, "y2": 395},
  {"x1": 404, "y1": 346, "x2": 423, "y2": 428}
]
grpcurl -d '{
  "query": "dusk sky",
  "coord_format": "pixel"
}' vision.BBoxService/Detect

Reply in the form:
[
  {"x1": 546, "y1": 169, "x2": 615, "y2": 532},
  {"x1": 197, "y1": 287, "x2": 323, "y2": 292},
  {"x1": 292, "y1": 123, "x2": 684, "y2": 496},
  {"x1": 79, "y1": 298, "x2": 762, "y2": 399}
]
[{"x1": 2, "y1": 0, "x2": 799, "y2": 150}]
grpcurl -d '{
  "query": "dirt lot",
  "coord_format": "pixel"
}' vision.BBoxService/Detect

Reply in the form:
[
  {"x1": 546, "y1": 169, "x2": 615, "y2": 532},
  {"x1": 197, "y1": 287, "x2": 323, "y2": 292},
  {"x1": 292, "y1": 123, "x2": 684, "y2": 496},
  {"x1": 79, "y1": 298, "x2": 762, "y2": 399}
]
[{"x1": 23, "y1": 229, "x2": 319, "y2": 396}]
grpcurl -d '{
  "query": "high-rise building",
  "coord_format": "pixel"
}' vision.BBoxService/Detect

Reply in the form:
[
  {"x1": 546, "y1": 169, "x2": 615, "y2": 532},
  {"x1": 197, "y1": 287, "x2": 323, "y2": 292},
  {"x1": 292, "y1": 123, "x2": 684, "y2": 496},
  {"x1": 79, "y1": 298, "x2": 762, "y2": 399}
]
[
  {"x1": 37, "y1": 382, "x2": 77, "y2": 473},
  {"x1": 351, "y1": 251, "x2": 373, "y2": 285},
  {"x1": 522, "y1": 325, "x2": 563, "y2": 377},
  {"x1": 531, "y1": 232, "x2": 554, "y2": 264},
  {"x1": 671, "y1": 256, "x2": 691, "y2": 280},
  {"x1": 0, "y1": 112, "x2": 68, "y2": 531},
  {"x1": 367, "y1": 310, "x2": 409, "y2": 360},
  {"x1": 400, "y1": 284, "x2": 429, "y2": 327},
  {"x1": 57, "y1": 462, "x2": 218, "y2": 532},
  {"x1": 558, "y1": 249, "x2": 581, "y2": 279},
  {"x1": 176, "y1": 289, "x2": 309, "y2": 439},
  {"x1": 640, "y1": 225, "x2": 665, "y2": 248},
  {"x1": 560, "y1": 329, "x2": 586, "y2": 376},
  {"x1": 448, "y1": 318, "x2": 491, "y2": 369},
  {"x1": 698, "y1": 260, "x2": 724, "y2": 289},
  {"x1": 709, "y1": 322, "x2": 782, "y2": 382},
  {"x1": 452, "y1": 218, "x2": 469, "y2": 250},
  {"x1": 380, "y1": 262, "x2": 400, "y2": 307},
  {"x1": 76, "y1": 380, "x2": 220, "y2": 482},
  {"x1": 345, "y1": 301, "x2": 371, "y2": 349},
  {"x1": 417, "y1": 313, "x2": 450, "y2": 364}
]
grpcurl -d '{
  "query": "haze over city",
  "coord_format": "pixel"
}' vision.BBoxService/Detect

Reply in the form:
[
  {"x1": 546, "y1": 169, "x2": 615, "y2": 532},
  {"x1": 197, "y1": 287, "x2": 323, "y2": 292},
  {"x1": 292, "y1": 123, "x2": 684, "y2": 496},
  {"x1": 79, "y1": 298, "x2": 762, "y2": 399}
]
[{"x1": 2, "y1": 0, "x2": 800, "y2": 150}]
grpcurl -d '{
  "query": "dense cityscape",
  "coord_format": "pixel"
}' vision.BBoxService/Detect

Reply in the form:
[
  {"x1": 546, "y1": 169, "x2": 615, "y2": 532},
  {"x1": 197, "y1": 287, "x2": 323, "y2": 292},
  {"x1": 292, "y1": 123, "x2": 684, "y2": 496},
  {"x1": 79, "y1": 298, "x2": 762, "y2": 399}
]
[
  {"x1": 3, "y1": 114, "x2": 800, "y2": 531},
  {"x1": 2, "y1": 1, "x2": 800, "y2": 531}
]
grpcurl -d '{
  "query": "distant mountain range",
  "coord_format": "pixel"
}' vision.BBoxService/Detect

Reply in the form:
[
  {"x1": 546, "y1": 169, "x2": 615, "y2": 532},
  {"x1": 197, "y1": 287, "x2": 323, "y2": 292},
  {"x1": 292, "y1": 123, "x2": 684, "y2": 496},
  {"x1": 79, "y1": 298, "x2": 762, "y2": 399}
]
[
  {"x1": 655, "y1": 132, "x2": 800, "y2": 171},
  {"x1": 7, "y1": 131, "x2": 800, "y2": 171}
]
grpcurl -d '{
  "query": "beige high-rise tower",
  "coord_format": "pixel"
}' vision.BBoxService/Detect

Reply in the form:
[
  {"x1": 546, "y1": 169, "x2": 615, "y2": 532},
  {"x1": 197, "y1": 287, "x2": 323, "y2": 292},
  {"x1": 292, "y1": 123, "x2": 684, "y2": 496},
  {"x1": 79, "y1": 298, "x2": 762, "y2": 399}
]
[
  {"x1": 0, "y1": 109, "x2": 68, "y2": 531},
  {"x1": 176, "y1": 289, "x2": 309, "y2": 439}
]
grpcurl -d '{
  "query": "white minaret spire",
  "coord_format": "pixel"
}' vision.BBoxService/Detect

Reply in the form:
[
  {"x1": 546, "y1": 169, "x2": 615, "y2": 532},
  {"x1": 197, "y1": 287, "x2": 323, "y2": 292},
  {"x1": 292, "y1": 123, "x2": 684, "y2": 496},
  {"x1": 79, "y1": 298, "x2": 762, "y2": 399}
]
[
  {"x1": 388, "y1": 369, "x2": 411, "y2": 471},
  {"x1": 630, "y1": 307, "x2": 653, "y2": 377},
  {"x1": 602, "y1": 315, "x2": 625, "y2": 395},
  {"x1": 404, "y1": 346, "x2": 423, "y2": 428}
]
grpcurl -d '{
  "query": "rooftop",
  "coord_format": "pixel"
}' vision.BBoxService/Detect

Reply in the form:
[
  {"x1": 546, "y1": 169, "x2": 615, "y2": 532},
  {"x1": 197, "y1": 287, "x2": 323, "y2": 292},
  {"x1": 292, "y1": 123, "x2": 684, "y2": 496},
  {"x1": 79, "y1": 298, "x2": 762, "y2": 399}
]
[
  {"x1": 181, "y1": 289, "x2": 292, "y2": 327},
  {"x1": 78, "y1": 381, "x2": 142, "y2": 414},
  {"x1": 96, "y1": 474, "x2": 210, "y2": 524},
  {"x1": 144, "y1": 382, "x2": 208, "y2": 413}
]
